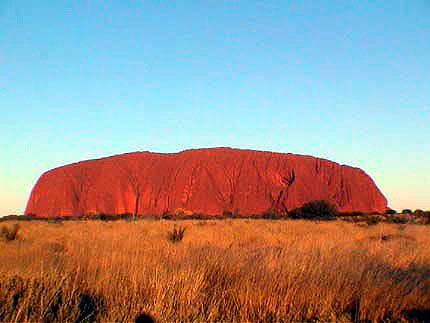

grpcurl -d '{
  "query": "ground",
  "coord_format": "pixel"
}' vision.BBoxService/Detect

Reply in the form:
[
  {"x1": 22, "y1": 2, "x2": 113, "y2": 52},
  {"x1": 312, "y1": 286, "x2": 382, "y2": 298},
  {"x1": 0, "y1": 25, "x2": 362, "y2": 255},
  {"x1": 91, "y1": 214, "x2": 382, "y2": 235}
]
[{"x1": 1, "y1": 219, "x2": 429, "y2": 322}]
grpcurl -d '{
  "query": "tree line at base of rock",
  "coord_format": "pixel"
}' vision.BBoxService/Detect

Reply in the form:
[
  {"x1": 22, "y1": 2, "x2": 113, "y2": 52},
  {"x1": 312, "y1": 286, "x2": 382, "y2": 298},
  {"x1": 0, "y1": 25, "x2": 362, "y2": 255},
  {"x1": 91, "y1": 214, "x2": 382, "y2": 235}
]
[{"x1": 3, "y1": 200, "x2": 430, "y2": 223}]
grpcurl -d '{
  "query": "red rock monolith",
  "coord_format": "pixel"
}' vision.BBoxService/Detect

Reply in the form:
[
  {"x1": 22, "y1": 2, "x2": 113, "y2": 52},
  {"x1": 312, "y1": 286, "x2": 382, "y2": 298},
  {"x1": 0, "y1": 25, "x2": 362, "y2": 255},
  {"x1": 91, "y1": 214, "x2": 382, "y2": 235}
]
[{"x1": 25, "y1": 148, "x2": 387, "y2": 217}]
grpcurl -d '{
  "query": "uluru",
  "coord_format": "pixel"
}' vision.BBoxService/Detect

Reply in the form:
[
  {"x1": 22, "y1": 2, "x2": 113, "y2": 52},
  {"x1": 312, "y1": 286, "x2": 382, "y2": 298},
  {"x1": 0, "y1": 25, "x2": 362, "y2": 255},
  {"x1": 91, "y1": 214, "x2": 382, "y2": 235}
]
[{"x1": 25, "y1": 147, "x2": 387, "y2": 217}]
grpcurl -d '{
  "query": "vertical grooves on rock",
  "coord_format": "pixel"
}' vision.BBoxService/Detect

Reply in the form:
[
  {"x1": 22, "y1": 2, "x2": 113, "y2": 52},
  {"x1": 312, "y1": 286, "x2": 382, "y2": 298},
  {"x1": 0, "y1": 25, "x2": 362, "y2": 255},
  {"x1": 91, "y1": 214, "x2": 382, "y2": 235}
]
[
  {"x1": 25, "y1": 148, "x2": 388, "y2": 216},
  {"x1": 134, "y1": 194, "x2": 140, "y2": 217}
]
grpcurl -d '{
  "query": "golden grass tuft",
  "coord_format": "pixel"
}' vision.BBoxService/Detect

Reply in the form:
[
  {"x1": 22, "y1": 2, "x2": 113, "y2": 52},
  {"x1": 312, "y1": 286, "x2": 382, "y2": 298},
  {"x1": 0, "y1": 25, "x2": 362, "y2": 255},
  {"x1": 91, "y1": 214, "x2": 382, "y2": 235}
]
[{"x1": 0, "y1": 219, "x2": 429, "y2": 322}]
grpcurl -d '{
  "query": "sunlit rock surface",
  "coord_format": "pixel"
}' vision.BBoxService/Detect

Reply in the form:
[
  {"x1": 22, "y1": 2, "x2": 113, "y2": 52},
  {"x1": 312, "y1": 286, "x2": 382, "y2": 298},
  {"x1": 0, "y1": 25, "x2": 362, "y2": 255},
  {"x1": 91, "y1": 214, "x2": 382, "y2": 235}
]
[{"x1": 25, "y1": 148, "x2": 387, "y2": 217}]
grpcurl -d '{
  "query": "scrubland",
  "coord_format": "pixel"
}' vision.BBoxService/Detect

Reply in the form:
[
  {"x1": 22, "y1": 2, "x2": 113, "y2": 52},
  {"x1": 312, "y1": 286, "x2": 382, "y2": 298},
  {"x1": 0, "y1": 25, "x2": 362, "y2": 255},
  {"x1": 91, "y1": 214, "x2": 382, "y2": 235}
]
[{"x1": 0, "y1": 219, "x2": 429, "y2": 322}]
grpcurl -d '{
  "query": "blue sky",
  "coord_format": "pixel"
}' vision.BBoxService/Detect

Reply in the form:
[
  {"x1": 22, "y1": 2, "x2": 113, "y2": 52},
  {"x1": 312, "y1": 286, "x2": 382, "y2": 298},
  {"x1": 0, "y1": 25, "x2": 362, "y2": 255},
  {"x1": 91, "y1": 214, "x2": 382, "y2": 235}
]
[{"x1": 1, "y1": 0, "x2": 429, "y2": 214}]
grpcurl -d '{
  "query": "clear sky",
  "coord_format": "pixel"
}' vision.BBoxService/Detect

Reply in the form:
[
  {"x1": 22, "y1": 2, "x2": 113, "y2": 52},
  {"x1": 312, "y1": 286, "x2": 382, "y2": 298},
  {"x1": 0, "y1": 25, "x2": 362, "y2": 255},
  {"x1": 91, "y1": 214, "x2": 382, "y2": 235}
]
[{"x1": 1, "y1": 1, "x2": 429, "y2": 215}]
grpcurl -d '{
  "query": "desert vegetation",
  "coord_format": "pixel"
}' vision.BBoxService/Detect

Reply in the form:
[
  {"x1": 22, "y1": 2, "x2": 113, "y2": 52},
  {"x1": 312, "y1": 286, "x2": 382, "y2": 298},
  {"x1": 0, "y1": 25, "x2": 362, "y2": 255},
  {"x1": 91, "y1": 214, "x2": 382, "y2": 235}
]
[
  {"x1": 5, "y1": 200, "x2": 430, "y2": 224},
  {"x1": 289, "y1": 200, "x2": 338, "y2": 220},
  {"x1": 0, "y1": 219, "x2": 429, "y2": 322},
  {"x1": 1, "y1": 223, "x2": 20, "y2": 242},
  {"x1": 167, "y1": 225, "x2": 186, "y2": 243}
]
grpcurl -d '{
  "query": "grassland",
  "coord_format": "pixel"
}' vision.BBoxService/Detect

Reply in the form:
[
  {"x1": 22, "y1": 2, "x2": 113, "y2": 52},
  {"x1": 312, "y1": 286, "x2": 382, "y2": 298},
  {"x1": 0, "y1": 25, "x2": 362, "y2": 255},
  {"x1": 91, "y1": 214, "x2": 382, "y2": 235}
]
[{"x1": 1, "y1": 219, "x2": 429, "y2": 322}]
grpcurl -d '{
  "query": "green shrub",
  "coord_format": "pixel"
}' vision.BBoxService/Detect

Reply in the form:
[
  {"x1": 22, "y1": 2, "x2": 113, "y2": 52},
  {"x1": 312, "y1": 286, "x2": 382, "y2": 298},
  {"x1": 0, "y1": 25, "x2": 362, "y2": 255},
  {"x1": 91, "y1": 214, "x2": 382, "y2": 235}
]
[
  {"x1": 421, "y1": 211, "x2": 430, "y2": 225},
  {"x1": 47, "y1": 217, "x2": 63, "y2": 224},
  {"x1": 262, "y1": 210, "x2": 281, "y2": 219},
  {"x1": 414, "y1": 209, "x2": 424, "y2": 216},
  {"x1": 167, "y1": 225, "x2": 186, "y2": 243},
  {"x1": 290, "y1": 200, "x2": 338, "y2": 220},
  {"x1": 341, "y1": 211, "x2": 364, "y2": 217},
  {"x1": 1, "y1": 223, "x2": 20, "y2": 241},
  {"x1": 366, "y1": 217, "x2": 380, "y2": 226},
  {"x1": 389, "y1": 215, "x2": 409, "y2": 224},
  {"x1": 222, "y1": 210, "x2": 233, "y2": 218},
  {"x1": 161, "y1": 210, "x2": 171, "y2": 220},
  {"x1": 385, "y1": 209, "x2": 397, "y2": 215},
  {"x1": 402, "y1": 209, "x2": 412, "y2": 214}
]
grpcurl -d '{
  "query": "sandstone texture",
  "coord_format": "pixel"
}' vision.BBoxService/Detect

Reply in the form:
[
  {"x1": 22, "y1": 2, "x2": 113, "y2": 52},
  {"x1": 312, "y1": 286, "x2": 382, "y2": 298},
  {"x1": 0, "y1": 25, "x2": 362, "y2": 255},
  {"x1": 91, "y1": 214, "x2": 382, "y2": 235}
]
[{"x1": 25, "y1": 148, "x2": 388, "y2": 217}]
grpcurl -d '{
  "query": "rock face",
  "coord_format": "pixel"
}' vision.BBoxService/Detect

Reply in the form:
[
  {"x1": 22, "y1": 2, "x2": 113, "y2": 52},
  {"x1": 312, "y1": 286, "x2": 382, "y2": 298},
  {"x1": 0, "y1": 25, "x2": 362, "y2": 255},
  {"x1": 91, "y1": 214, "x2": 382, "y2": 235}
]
[{"x1": 25, "y1": 148, "x2": 387, "y2": 217}]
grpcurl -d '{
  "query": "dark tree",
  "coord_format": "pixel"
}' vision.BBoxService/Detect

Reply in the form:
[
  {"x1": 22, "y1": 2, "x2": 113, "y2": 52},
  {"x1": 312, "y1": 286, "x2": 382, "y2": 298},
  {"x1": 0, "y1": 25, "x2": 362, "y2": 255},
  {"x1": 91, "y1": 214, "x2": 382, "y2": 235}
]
[{"x1": 290, "y1": 200, "x2": 338, "y2": 220}]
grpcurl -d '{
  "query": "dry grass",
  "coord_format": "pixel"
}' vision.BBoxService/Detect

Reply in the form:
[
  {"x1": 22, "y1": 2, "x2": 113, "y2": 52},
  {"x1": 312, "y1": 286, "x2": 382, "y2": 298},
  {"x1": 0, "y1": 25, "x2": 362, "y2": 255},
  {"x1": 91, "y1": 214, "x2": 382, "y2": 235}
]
[{"x1": 0, "y1": 219, "x2": 429, "y2": 322}]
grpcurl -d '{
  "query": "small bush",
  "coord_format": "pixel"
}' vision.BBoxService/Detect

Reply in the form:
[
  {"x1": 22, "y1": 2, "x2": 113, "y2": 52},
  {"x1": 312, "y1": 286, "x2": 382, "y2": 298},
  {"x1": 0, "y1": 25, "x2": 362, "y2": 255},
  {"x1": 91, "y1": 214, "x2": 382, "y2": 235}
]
[
  {"x1": 425, "y1": 211, "x2": 430, "y2": 225},
  {"x1": 391, "y1": 215, "x2": 409, "y2": 224},
  {"x1": 385, "y1": 209, "x2": 397, "y2": 215},
  {"x1": 75, "y1": 292, "x2": 102, "y2": 323},
  {"x1": 1, "y1": 224, "x2": 20, "y2": 241},
  {"x1": 221, "y1": 209, "x2": 240, "y2": 218},
  {"x1": 380, "y1": 234, "x2": 392, "y2": 241},
  {"x1": 366, "y1": 217, "x2": 380, "y2": 226},
  {"x1": 222, "y1": 210, "x2": 233, "y2": 218},
  {"x1": 47, "y1": 217, "x2": 63, "y2": 224},
  {"x1": 413, "y1": 209, "x2": 424, "y2": 216},
  {"x1": 402, "y1": 209, "x2": 413, "y2": 214},
  {"x1": 167, "y1": 225, "x2": 186, "y2": 243},
  {"x1": 290, "y1": 200, "x2": 338, "y2": 220},
  {"x1": 160, "y1": 210, "x2": 171, "y2": 220},
  {"x1": 135, "y1": 313, "x2": 155, "y2": 323},
  {"x1": 262, "y1": 210, "x2": 281, "y2": 219},
  {"x1": 342, "y1": 211, "x2": 365, "y2": 217}
]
